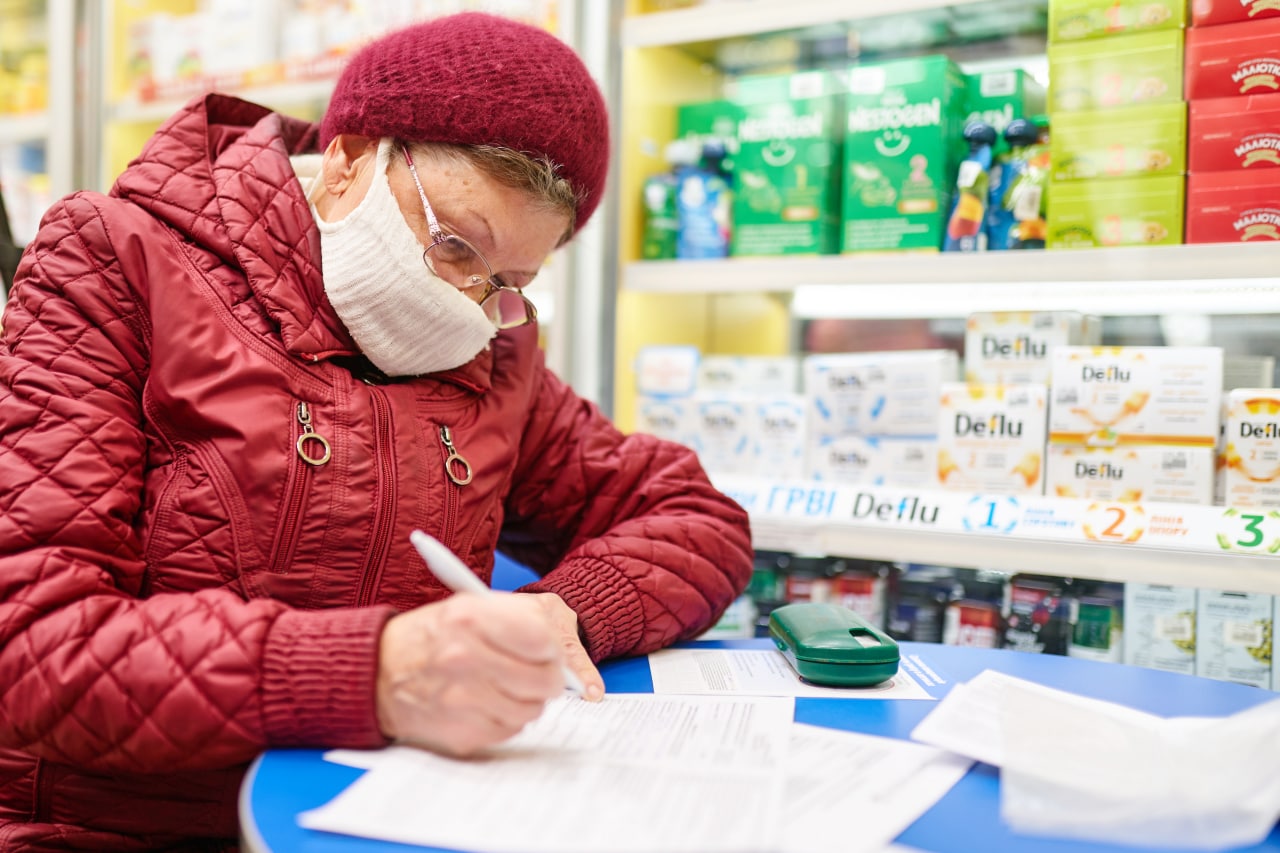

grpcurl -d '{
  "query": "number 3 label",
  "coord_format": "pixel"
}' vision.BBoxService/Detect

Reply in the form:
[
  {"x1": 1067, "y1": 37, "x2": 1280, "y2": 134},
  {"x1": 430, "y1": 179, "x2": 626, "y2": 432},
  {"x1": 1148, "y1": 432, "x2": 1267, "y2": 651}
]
[{"x1": 1217, "y1": 509, "x2": 1280, "y2": 553}]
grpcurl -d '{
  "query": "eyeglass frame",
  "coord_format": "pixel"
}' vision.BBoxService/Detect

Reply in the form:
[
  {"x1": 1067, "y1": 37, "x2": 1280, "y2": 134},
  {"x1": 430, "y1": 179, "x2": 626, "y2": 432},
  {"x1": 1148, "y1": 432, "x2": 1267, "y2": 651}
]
[{"x1": 400, "y1": 144, "x2": 538, "y2": 329}]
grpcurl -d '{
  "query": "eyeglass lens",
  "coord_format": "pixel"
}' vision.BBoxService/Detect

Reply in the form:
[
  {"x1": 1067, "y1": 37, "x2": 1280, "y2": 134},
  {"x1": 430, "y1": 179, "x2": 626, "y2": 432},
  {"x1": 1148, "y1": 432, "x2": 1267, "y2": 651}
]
[{"x1": 424, "y1": 235, "x2": 492, "y2": 290}]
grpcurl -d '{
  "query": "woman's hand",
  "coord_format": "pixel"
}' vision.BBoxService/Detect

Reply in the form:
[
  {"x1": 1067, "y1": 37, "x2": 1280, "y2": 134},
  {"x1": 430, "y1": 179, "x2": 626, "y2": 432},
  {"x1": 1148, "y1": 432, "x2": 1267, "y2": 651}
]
[
  {"x1": 522, "y1": 592, "x2": 605, "y2": 702},
  {"x1": 375, "y1": 594, "x2": 569, "y2": 757}
]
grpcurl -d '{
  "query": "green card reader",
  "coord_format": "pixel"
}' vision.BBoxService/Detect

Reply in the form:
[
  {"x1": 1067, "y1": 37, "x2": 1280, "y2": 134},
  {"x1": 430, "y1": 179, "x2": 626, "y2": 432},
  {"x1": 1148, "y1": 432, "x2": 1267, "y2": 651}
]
[{"x1": 768, "y1": 602, "x2": 900, "y2": 687}]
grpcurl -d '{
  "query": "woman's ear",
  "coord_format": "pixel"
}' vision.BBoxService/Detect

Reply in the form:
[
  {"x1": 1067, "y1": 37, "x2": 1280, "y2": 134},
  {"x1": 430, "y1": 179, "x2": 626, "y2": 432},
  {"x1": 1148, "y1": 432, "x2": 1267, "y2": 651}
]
[
  {"x1": 313, "y1": 135, "x2": 379, "y2": 220},
  {"x1": 320, "y1": 134, "x2": 379, "y2": 197}
]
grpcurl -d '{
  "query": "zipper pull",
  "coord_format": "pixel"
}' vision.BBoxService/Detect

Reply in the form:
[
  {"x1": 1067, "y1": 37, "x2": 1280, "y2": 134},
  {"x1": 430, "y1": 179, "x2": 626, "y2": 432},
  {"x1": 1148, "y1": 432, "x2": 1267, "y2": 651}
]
[
  {"x1": 439, "y1": 425, "x2": 473, "y2": 486},
  {"x1": 296, "y1": 402, "x2": 332, "y2": 466}
]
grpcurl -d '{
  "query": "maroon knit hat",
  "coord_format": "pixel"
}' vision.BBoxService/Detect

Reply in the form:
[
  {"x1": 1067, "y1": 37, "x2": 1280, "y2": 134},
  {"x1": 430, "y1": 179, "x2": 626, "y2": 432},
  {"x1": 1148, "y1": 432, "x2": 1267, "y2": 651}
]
[{"x1": 320, "y1": 12, "x2": 610, "y2": 234}]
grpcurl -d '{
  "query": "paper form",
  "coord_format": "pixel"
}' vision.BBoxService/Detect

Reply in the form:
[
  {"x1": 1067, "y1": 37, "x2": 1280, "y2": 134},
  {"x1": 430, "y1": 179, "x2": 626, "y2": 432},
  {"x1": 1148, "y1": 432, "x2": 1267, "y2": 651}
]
[
  {"x1": 648, "y1": 648, "x2": 934, "y2": 700},
  {"x1": 779, "y1": 724, "x2": 972, "y2": 853},
  {"x1": 301, "y1": 694, "x2": 794, "y2": 853}
]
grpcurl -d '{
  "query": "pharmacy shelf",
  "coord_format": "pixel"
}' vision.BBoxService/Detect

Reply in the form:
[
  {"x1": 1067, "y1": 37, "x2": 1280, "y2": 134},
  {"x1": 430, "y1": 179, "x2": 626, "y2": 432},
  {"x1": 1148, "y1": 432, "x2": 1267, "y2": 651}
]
[
  {"x1": 814, "y1": 527, "x2": 1280, "y2": 594},
  {"x1": 622, "y1": 0, "x2": 1018, "y2": 47},
  {"x1": 623, "y1": 244, "x2": 1280, "y2": 317},
  {"x1": 108, "y1": 78, "x2": 336, "y2": 125},
  {"x1": 721, "y1": 478, "x2": 1280, "y2": 595},
  {"x1": 0, "y1": 113, "x2": 50, "y2": 146}
]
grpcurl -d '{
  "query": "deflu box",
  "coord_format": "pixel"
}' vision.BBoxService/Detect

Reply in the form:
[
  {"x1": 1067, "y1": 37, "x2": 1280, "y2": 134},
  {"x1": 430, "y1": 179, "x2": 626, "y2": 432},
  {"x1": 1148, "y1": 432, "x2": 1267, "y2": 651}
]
[
  {"x1": 936, "y1": 383, "x2": 1048, "y2": 495},
  {"x1": 1048, "y1": 346, "x2": 1224, "y2": 447},
  {"x1": 1049, "y1": 0, "x2": 1187, "y2": 41},
  {"x1": 1186, "y1": 170, "x2": 1280, "y2": 244},
  {"x1": 1046, "y1": 445, "x2": 1216, "y2": 504},
  {"x1": 1188, "y1": 95, "x2": 1280, "y2": 172},
  {"x1": 1223, "y1": 389, "x2": 1280, "y2": 507},
  {"x1": 1047, "y1": 175, "x2": 1185, "y2": 248},
  {"x1": 1048, "y1": 30, "x2": 1185, "y2": 112},
  {"x1": 729, "y1": 70, "x2": 843, "y2": 256},
  {"x1": 964, "y1": 310, "x2": 1101, "y2": 385},
  {"x1": 841, "y1": 56, "x2": 969, "y2": 253},
  {"x1": 1186, "y1": 18, "x2": 1280, "y2": 100},
  {"x1": 1051, "y1": 103, "x2": 1187, "y2": 181}
]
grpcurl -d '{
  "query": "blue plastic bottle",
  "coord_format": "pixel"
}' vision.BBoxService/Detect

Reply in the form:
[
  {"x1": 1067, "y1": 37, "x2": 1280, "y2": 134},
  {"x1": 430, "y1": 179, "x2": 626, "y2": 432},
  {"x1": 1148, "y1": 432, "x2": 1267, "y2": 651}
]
[
  {"x1": 943, "y1": 121, "x2": 998, "y2": 253},
  {"x1": 675, "y1": 140, "x2": 732, "y2": 259},
  {"x1": 987, "y1": 118, "x2": 1048, "y2": 251}
]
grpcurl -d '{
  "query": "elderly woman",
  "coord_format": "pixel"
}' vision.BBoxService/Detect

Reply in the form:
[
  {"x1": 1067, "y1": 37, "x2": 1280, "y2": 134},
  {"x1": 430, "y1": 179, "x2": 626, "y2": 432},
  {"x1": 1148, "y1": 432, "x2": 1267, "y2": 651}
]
[{"x1": 0, "y1": 12, "x2": 751, "y2": 849}]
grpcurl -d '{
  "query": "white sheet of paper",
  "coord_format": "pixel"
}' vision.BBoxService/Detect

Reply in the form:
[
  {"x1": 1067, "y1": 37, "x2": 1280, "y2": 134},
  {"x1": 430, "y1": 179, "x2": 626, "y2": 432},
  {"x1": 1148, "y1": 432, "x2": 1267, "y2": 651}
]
[
  {"x1": 648, "y1": 647, "x2": 934, "y2": 700},
  {"x1": 912, "y1": 668, "x2": 1280, "y2": 851},
  {"x1": 300, "y1": 694, "x2": 794, "y2": 853},
  {"x1": 779, "y1": 724, "x2": 972, "y2": 853}
]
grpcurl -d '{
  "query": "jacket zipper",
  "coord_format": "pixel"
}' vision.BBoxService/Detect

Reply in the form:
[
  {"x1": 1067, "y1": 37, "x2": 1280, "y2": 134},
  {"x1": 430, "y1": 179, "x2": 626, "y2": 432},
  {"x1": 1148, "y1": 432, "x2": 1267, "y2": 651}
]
[
  {"x1": 270, "y1": 401, "x2": 329, "y2": 574},
  {"x1": 357, "y1": 388, "x2": 397, "y2": 607},
  {"x1": 437, "y1": 424, "x2": 472, "y2": 546}
]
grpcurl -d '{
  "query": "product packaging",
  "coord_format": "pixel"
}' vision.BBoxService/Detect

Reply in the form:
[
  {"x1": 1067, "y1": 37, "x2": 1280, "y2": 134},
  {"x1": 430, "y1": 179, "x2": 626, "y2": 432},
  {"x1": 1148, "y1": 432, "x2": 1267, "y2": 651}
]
[
  {"x1": 1124, "y1": 583, "x2": 1197, "y2": 675},
  {"x1": 697, "y1": 355, "x2": 799, "y2": 394},
  {"x1": 964, "y1": 69, "x2": 1048, "y2": 154},
  {"x1": 987, "y1": 118, "x2": 1052, "y2": 250},
  {"x1": 1050, "y1": 102, "x2": 1187, "y2": 181},
  {"x1": 676, "y1": 99, "x2": 743, "y2": 174},
  {"x1": 1188, "y1": 95, "x2": 1280, "y2": 172},
  {"x1": 1048, "y1": 30, "x2": 1185, "y2": 112},
  {"x1": 1048, "y1": 346, "x2": 1224, "y2": 447},
  {"x1": 803, "y1": 350, "x2": 960, "y2": 438},
  {"x1": 805, "y1": 434, "x2": 937, "y2": 487},
  {"x1": 840, "y1": 56, "x2": 970, "y2": 252},
  {"x1": 935, "y1": 383, "x2": 1049, "y2": 495},
  {"x1": 675, "y1": 141, "x2": 733, "y2": 259},
  {"x1": 689, "y1": 395, "x2": 754, "y2": 475},
  {"x1": 1192, "y1": 0, "x2": 1280, "y2": 26},
  {"x1": 1047, "y1": 174, "x2": 1185, "y2": 248},
  {"x1": 964, "y1": 310, "x2": 1101, "y2": 385},
  {"x1": 751, "y1": 396, "x2": 807, "y2": 476},
  {"x1": 1046, "y1": 445, "x2": 1217, "y2": 504},
  {"x1": 943, "y1": 121, "x2": 999, "y2": 252},
  {"x1": 1049, "y1": 0, "x2": 1187, "y2": 41},
  {"x1": 1186, "y1": 170, "x2": 1280, "y2": 243},
  {"x1": 1067, "y1": 588, "x2": 1125, "y2": 663},
  {"x1": 1196, "y1": 590, "x2": 1272, "y2": 689},
  {"x1": 1185, "y1": 18, "x2": 1280, "y2": 100},
  {"x1": 729, "y1": 70, "x2": 843, "y2": 256},
  {"x1": 1222, "y1": 389, "x2": 1280, "y2": 507},
  {"x1": 1003, "y1": 574, "x2": 1075, "y2": 655},
  {"x1": 640, "y1": 145, "x2": 681, "y2": 260}
]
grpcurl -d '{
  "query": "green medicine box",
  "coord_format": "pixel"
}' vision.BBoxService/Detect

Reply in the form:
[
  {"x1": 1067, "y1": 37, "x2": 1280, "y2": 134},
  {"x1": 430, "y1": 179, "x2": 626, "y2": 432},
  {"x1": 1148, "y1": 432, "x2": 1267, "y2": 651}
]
[
  {"x1": 965, "y1": 69, "x2": 1047, "y2": 154},
  {"x1": 768, "y1": 602, "x2": 900, "y2": 688},
  {"x1": 728, "y1": 70, "x2": 843, "y2": 257},
  {"x1": 1047, "y1": 174, "x2": 1185, "y2": 248},
  {"x1": 1049, "y1": 30, "x2": 1185, "y2": 112},
  {"x1": 1049, "y1": 0, "x2": 1187, "y2": 42},
  {"x1": 841, "y1": 55, "x2": 969, "y2": 253},
  {"x1": 676, "y1": 99, "x2": 744, "y2": 172},
  {"x1": 1051, "y1": 102, "x2": 1187, "y2": 181}
]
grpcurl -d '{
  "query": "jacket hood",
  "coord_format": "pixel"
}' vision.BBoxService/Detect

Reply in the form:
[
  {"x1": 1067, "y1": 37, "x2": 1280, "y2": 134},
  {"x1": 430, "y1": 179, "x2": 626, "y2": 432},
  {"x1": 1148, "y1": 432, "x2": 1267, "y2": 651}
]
[{"x1": 110, "y1": 93, "x2": 357, "y2": 360}]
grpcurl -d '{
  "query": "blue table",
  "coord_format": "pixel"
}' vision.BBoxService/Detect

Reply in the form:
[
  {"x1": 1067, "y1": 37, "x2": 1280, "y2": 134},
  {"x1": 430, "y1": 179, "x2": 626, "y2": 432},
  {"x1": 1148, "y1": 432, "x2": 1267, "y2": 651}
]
[{"x1": 241, "y1": 639, "x2": 1280, "y2": 853}]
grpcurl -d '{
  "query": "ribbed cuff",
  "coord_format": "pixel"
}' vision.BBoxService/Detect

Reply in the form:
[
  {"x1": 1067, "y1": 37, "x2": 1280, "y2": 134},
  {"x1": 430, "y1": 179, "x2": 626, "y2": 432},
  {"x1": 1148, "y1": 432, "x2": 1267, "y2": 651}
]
[
  {"x1": 521, "y1": 557, "x2": 644, "y2": 661},
  {"x1": 260, "y1": 606, "x2": 395, "y2": 748}
]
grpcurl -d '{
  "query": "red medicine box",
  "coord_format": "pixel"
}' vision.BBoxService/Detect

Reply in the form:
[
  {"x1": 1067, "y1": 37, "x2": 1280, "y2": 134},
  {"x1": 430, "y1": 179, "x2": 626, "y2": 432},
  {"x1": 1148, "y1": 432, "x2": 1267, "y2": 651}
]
[
  {"x1": 1186, "y1": 17, "x2": 1280, "y2": 99},
  {"x1": 1192, "y1": 0, "x2": 1280, "y2": 27},
  {"x1": 1189, "y1": 94, "x2": 1280, "y2": 170},
  {"x1": 1186, "y1": 170, "x2": 1280, "y2": 243}
]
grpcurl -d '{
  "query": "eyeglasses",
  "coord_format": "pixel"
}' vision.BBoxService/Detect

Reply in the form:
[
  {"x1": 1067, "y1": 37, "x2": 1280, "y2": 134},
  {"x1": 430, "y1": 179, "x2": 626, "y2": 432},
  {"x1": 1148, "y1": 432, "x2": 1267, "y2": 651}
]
[{"x1": 401, "y1": 145, "x2": 538, "y2": 330}]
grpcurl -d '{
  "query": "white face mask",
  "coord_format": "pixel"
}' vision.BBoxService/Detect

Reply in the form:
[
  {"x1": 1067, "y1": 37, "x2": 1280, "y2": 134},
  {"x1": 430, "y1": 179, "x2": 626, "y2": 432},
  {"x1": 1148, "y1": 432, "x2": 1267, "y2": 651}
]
[{"x1": 315, "y1": 138, "x2": 496, "y2": 377}]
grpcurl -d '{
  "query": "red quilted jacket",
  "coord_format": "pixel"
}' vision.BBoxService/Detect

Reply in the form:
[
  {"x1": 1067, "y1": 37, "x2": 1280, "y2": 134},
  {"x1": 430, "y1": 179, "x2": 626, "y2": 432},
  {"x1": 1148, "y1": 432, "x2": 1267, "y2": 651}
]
[{"x1": 0, "y1": 94, "x2": 752, "y2": 850}]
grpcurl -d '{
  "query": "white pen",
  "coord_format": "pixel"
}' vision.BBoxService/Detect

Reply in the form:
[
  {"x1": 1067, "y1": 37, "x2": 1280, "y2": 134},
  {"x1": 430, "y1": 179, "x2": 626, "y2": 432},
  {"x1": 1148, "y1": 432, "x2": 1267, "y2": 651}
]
[{"x1": 409, "y1": 529, "x2": 587, "y2": 697}]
